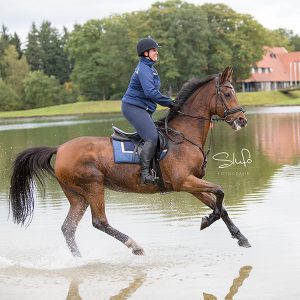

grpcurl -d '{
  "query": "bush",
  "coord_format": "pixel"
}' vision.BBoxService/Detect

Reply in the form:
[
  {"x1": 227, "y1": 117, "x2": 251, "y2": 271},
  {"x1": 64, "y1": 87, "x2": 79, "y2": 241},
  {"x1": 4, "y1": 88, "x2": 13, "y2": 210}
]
[
  {"x1": 23, "y1": 71, "x2": 63, "y2": 109},
  {"x1": 0, "y1": 80, "x2": 21, "y2": 111},
  {"x1": 62, "y1": 81, "x2": 80, "y2": 103},
  {"x1": 77, "y1": 95, "x2": 89, "y2": 102},
  {"x1": 109, "y1": 92, "x2": 124, "y2": 100}
]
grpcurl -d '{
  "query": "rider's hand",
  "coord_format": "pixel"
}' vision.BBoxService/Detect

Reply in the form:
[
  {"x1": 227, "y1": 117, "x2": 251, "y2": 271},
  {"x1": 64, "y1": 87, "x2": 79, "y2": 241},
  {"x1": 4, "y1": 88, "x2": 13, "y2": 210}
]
[{"x1": 168, "y1": 101, "x2": 176, "y2": 109}]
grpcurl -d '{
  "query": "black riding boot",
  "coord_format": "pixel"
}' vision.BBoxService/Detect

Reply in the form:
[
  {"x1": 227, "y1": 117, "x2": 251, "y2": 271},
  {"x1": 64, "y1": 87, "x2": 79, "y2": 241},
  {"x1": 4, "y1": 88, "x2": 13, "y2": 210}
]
[{"x1": 140, "y1": 140, "x2": 158, "y2": 184}]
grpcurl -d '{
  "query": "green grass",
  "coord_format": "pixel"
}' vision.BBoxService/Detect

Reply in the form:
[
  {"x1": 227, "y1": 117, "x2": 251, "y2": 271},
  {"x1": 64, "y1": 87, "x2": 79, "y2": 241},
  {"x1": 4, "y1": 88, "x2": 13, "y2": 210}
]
[
  {"x1": 1, "y1": 90, "x2": 300, "y2": 119},
  {"x1": 237, "y1": 90, "x2": 300, "y2": 106},
  {"x1": 0, "y1": 101, "x2": 122, "y2": 118}
]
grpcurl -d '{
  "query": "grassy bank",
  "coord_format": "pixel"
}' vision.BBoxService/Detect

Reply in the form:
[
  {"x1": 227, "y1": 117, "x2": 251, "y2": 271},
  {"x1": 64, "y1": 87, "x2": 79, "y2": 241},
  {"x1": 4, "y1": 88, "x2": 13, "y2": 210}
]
[
  {"x1": 0, "y1": 101, "x2": 122, "y2": 118},
  {"x1": 237, "y1": 90, "x2": 300, "y2": 106},
  {"x1": 1, "y1": 90, "x2": 300, "y2": 119}
]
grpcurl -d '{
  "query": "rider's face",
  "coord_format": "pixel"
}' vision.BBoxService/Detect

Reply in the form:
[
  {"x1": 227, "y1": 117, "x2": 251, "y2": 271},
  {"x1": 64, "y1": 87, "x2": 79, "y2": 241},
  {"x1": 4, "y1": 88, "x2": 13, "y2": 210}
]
[{"x1": 145, "y1": 48, "x2": 158, "y2": 61}]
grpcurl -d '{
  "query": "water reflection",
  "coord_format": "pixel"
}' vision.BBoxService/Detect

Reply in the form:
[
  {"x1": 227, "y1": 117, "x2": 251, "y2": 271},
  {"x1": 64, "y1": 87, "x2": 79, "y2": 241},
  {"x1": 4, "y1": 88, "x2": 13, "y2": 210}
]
[
  {"x1": 203, "y1": 265, "x2": 252, "y2": 300},
  {"x1": 66, "y1": 279, "x2": 82, "y2": 300},
  {"x1": 66, "y1": 274, "x2": 146, "y2": 300},
  {"x1": 64, "y1": 266, "x2": 251, "y2": 300},
  {"x1": 109, "y1": 275, "x2": 146, "y2": 300},
  {"x1": 252, "y1": 112, "x2": 300, "y2": 164}
]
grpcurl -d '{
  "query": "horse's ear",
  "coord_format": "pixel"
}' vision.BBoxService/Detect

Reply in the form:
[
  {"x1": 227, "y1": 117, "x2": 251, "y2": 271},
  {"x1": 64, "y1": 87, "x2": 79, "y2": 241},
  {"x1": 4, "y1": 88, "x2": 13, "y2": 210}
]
[{"x1": 220, "y1": 66, "x2": 233, "y2": 83}]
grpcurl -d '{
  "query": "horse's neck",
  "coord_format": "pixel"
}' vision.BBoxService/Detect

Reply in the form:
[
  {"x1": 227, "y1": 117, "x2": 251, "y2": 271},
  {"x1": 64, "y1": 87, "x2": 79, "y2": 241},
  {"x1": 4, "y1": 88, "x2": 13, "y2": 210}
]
[
  {"x1": 169, "y1": 117, "x2": 211, "y2": 149},
  {"x1": 170, "y1": 90, "x2": 212, "y2": 148}
]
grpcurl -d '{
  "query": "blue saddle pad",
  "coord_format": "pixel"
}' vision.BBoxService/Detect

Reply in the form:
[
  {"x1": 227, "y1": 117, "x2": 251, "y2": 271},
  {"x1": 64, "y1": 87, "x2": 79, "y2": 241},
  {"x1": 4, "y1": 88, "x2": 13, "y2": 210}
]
[{"x1": 112, "y1": 140, "x2": 167, "y2": 164}]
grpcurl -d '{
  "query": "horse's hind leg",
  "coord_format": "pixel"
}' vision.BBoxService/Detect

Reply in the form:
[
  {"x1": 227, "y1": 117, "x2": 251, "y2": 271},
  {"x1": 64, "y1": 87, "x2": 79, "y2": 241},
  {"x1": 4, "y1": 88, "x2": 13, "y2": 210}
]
[
  {"x1": 61, "y1": 186, "x2": 89, "y2": 257},
  {"x1": 193, "y1": 192, "x2": 251, "y2": 248},
  {"x1": 86, "y1": 181, "x2": 145, "y2": 255}
]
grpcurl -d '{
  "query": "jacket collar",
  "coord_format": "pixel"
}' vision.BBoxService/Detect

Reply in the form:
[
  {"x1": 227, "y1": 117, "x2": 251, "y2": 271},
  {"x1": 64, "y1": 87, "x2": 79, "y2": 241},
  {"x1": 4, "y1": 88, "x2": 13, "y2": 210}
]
[{"x1": 140, "y1": 57, "x2": 155, "y2": 66}]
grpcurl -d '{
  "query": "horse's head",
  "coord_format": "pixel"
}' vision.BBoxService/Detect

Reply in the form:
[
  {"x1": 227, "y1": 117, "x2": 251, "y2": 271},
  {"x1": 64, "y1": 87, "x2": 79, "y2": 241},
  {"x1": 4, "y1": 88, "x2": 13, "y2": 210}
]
[{"x1": 213, "y1": 67, "x2": 247, "y2": 130}]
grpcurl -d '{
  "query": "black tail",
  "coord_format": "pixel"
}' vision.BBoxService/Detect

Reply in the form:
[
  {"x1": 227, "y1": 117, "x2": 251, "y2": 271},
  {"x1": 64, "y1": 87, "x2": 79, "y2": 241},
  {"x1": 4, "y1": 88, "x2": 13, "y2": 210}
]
[{"x1": 9, "y1": 147, "x2": 57, "y2": 226}]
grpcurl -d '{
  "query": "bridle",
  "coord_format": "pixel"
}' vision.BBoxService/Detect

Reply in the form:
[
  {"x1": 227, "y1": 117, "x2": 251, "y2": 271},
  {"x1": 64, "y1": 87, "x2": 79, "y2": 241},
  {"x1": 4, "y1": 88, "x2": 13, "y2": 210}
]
[
  {"x1": 163, "y1": 77, "x2": 245, "y2": 167},
  {"x1": 215, "y1": 79, "x2": 245, "y2": 124}
]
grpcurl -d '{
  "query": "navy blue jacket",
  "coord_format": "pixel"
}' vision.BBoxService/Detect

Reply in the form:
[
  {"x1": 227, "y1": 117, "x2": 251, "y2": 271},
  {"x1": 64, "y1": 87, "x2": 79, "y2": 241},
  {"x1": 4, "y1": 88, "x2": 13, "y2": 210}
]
[{"x1": 122, "y1": 57, "x2": 173, "y2": 113}]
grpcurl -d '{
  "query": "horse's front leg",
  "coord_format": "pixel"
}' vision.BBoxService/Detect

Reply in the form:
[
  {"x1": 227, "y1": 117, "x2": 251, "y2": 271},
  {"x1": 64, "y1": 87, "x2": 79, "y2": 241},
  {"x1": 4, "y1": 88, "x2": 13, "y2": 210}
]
[
  {"x1": 181, "y1": 175, "x2": 224, "y2": 228},
  {"x1": 193, "y1": 192, "x2": 251, "y2": 248}
]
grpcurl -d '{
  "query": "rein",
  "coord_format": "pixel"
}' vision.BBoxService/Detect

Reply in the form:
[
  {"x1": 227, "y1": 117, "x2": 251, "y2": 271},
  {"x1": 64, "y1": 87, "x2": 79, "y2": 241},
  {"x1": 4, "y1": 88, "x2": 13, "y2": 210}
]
[{"x1": 163, "y1": 112, "x2": 215, "y2": 167}]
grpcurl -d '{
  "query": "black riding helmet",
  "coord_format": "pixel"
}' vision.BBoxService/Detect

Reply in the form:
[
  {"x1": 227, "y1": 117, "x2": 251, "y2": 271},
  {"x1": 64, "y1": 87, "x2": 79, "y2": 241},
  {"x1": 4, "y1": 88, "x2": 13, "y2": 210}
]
[{"x1": 137, "y1": 37, "x2": 161, "y2": 57}]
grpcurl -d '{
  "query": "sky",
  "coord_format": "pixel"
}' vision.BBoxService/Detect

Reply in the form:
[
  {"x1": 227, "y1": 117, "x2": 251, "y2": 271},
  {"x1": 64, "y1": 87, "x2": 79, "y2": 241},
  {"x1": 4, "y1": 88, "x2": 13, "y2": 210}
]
[{"x1": 1, "y1": 0, "x2": 300, "y2": 43}]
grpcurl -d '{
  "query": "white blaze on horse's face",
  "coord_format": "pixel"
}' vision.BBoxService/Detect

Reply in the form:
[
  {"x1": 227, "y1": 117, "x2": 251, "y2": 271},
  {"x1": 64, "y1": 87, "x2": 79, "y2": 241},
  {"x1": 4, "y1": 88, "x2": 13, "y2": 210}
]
[{"x1": 232, "y1": 119, "x2": 243, "y2": 131}]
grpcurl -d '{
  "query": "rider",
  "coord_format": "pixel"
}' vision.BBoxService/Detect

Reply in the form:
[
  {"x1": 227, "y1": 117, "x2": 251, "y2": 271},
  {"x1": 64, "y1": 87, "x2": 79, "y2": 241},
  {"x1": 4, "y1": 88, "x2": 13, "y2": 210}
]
[{"x1": 122, "y1": 37, "x2": 175, "y2": 184}]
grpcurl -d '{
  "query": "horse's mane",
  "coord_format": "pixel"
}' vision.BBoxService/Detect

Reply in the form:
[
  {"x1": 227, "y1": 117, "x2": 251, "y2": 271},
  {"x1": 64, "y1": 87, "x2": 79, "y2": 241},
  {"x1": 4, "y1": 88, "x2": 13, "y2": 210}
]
[{"x1": 156, "y1": 74, "x2": 218, "y2": 125}]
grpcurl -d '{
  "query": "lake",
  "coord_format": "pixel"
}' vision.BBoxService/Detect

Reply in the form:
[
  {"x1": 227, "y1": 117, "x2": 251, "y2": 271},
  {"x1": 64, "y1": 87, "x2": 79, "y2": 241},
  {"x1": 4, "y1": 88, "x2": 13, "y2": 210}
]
[{"x1": 1, "y1": 107, "x2": 300, "y2": 299}]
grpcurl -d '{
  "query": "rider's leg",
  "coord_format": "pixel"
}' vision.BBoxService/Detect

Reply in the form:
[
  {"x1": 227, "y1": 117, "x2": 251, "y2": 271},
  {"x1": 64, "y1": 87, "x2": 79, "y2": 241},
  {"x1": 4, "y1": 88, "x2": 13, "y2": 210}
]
[
  {"x1": 140, "y1": 140, "x2": 158, "y2": 183},
  {"x1": 122, "y1": 102, "x2": 158, "y2": 183}
]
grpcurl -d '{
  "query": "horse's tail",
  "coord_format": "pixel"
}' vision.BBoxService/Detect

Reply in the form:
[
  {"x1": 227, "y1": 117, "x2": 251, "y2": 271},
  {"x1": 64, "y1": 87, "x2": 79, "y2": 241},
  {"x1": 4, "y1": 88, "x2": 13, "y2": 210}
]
[{"x1": 9, "y1": 146, "x2": 57, "y2": 226}]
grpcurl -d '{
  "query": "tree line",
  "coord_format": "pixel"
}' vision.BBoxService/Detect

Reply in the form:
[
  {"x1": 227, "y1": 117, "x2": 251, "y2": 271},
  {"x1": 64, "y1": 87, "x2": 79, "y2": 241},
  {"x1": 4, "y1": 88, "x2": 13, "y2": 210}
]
[{"x1": 1, "y1": 0, "x2": 300, "y2": 111}]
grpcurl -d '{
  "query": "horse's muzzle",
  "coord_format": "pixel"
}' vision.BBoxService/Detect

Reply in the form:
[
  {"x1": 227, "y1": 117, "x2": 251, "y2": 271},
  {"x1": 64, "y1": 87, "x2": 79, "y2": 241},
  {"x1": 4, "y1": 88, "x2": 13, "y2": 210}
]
[{"x1": 231, "y1": 117, "x2": 247, "y2": 131}]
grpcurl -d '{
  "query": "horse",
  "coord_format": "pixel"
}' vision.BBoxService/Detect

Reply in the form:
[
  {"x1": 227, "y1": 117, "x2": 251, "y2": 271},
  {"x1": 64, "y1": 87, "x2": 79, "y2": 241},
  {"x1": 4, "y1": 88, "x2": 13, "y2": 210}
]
[{"x1": 9, "y1": 67, "x2": 251, "y2": 257}]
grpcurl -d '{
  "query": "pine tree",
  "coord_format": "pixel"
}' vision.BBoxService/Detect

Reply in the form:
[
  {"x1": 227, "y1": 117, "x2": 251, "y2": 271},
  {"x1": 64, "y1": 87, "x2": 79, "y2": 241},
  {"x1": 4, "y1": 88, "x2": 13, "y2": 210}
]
[
  {"x1": 3, "y1": 45, "x2": 30, "y2": 96},
  {"x1": 25, "y1": 22, "x2": 43, "y2": 70},
  {"x1": 25, "y1": 21, "x2": 71, "y2": 83},
  {"x1": 10, "y1": 32, "x2": 23, "y2": 58}
]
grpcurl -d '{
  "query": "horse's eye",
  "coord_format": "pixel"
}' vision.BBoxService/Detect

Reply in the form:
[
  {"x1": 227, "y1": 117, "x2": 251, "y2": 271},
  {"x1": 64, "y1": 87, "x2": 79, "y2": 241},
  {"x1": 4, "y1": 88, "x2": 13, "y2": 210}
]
[{"x1": 224, "y1": 92, "x2": 231, "y2": 98}]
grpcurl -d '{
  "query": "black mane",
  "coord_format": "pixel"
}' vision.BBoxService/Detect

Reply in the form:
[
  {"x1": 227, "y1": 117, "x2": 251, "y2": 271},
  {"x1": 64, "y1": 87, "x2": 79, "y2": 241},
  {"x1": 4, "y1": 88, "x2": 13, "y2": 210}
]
[{"x1": 156, "y1": 74, "x2": 218, "y2": 125}]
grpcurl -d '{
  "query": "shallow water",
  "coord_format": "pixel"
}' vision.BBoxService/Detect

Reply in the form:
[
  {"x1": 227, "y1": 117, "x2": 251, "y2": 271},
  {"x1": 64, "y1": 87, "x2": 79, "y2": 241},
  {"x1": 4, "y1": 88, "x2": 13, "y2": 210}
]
[{"x1": 1, "y1": 107, "x2": 300, "y2": 299}]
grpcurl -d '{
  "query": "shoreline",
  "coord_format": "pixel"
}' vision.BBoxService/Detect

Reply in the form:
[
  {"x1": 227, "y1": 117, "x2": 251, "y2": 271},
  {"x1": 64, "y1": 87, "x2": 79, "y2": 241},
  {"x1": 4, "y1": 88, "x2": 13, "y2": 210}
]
[
  {"x1": 1, "y1": 104, "x2": 300, "y2": 121},
  {"x1": 1, "y1": 90, "x2": 300, "y2": 119}
]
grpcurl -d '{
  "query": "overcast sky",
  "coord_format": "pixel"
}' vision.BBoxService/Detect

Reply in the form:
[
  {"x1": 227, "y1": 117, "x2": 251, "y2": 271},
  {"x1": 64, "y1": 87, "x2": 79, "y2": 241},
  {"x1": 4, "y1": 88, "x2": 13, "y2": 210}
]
[{"x1": 1, "y1": 0, "x2": 299, "y2": 43}]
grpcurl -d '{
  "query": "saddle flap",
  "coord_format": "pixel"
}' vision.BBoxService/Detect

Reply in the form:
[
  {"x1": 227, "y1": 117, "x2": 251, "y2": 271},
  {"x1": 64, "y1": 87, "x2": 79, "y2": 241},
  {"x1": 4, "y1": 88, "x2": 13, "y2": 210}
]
[
  {"x1": 111, "y1": 126, "x2": 168, "y2": 161},
  {"x1": 112, "y1": 126, "x2": 141, "y2": 142}
]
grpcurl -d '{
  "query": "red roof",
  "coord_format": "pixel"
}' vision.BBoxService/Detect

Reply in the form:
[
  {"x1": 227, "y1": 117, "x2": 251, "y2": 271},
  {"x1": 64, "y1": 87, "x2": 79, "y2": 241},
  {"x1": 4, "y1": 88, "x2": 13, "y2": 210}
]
[{"x1": 243, "y1": 47, "x2": 300, "y2": 82}]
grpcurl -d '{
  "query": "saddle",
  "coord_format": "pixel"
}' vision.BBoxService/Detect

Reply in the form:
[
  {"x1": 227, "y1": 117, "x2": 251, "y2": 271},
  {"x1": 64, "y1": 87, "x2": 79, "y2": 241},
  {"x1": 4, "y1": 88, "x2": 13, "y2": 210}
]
[
  {"x1": 111, "y1": 126, "x2": 168, "y2": 192},
  {"x1": 111, "y1": 126, "x2": 168, "y2": 156}
]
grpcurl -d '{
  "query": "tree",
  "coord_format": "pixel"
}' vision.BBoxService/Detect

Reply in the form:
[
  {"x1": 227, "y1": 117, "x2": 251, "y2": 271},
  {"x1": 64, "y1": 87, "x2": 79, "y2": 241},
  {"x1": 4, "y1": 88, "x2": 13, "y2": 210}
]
[
  {"x1": 9, "y1": 32, "x2": 22, "y2": 58},
  {"x1": 0, "y1": 25, "x2": 10, "y2": 79},
  {"x1": 0, "y1": 80, "x2": 21, "y2": 111},
  {"x1": 3, "y1": 45, "x2": 30, "y2": 96},
  {"x1": 289, "y1": 34, "x2": 300, "y2": 51},
  {"x1": 25, "y1": 21, "x2": 71, "y2": 83},
  {"x1": 23, "y1": 71, "x2": 63, "y2": 108},
  {"x1": 202, "y1": 3, "x2": 269, "y2": 81},
  {"x1": 266, "y1": 28, "x2": 291, "y2": 50},
  {"x1": 270, "y1": 28, "x2": 300, "y2": 51},
  {"x1": 25, "y1": 23, "x2": 43, "y2": 70},
  {"x1": 147, "y1": 0, "x2": 210, "y2": 92}
]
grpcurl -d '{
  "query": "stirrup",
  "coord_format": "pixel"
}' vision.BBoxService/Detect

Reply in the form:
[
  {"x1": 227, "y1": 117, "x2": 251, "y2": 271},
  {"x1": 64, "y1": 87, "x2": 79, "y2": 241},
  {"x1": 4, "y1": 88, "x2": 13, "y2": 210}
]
[{"x1": 141, "y1": 169, "x2": 159, "y2": 184}]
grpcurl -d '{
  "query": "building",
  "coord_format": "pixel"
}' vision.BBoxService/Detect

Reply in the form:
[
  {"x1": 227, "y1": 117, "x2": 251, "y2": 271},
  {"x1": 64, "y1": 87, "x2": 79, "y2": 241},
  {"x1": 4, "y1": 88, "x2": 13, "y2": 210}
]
[{"x1": 241, "y1": 47, "x2": 300, "y2": 92}]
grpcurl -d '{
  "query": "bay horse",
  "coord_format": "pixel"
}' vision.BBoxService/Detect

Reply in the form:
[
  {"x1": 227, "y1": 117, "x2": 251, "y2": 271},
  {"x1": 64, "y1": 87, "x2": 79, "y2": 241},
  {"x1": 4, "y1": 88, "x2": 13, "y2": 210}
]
[{"x1": 9, "y1": 67, "x2": 251, "y2": 257}]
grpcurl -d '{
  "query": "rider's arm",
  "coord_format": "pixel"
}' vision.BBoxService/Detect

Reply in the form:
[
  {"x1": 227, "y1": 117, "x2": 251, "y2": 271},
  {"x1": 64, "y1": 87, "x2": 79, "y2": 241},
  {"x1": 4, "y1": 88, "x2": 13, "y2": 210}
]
[{"x1": 138, "y1": 64, "x2": 173, "y2": 107}]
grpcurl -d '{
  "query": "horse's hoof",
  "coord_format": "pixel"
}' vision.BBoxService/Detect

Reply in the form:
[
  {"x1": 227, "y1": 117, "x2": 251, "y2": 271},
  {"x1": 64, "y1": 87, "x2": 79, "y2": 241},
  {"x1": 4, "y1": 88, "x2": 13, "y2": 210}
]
[
  {"x1": 200, "y1": 217, "x2": 209, "y2": 230},
  {"x1": 125, "y1": 238, "x2": 145, "y2": 255},
  {"x1": 132, "y1": 248, "x2": 145, "y2": 256},
  {"x1": 238, "y1": 239, "x2": 251, "y2": 248}
]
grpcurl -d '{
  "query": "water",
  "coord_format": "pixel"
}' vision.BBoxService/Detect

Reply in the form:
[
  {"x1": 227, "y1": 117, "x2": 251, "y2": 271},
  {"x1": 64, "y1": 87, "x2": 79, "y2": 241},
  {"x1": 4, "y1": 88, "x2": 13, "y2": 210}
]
[{"x1": 0, "y1": 107, "x2": 300, "y2": 299}]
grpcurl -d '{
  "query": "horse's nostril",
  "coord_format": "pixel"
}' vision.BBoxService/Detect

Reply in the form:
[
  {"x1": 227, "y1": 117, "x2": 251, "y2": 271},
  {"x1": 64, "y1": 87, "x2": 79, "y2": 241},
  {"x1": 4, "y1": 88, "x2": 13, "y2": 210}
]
[{"x1": 239, "y1": 117, "x2": 247, "y2": 126}]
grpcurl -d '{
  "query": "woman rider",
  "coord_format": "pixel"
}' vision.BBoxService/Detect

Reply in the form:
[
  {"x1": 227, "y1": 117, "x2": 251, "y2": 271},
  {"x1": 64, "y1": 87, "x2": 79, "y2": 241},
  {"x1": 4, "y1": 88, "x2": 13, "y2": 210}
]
[{"x1": 122, "y1": 37, "x2": 175, "y2": 184}]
